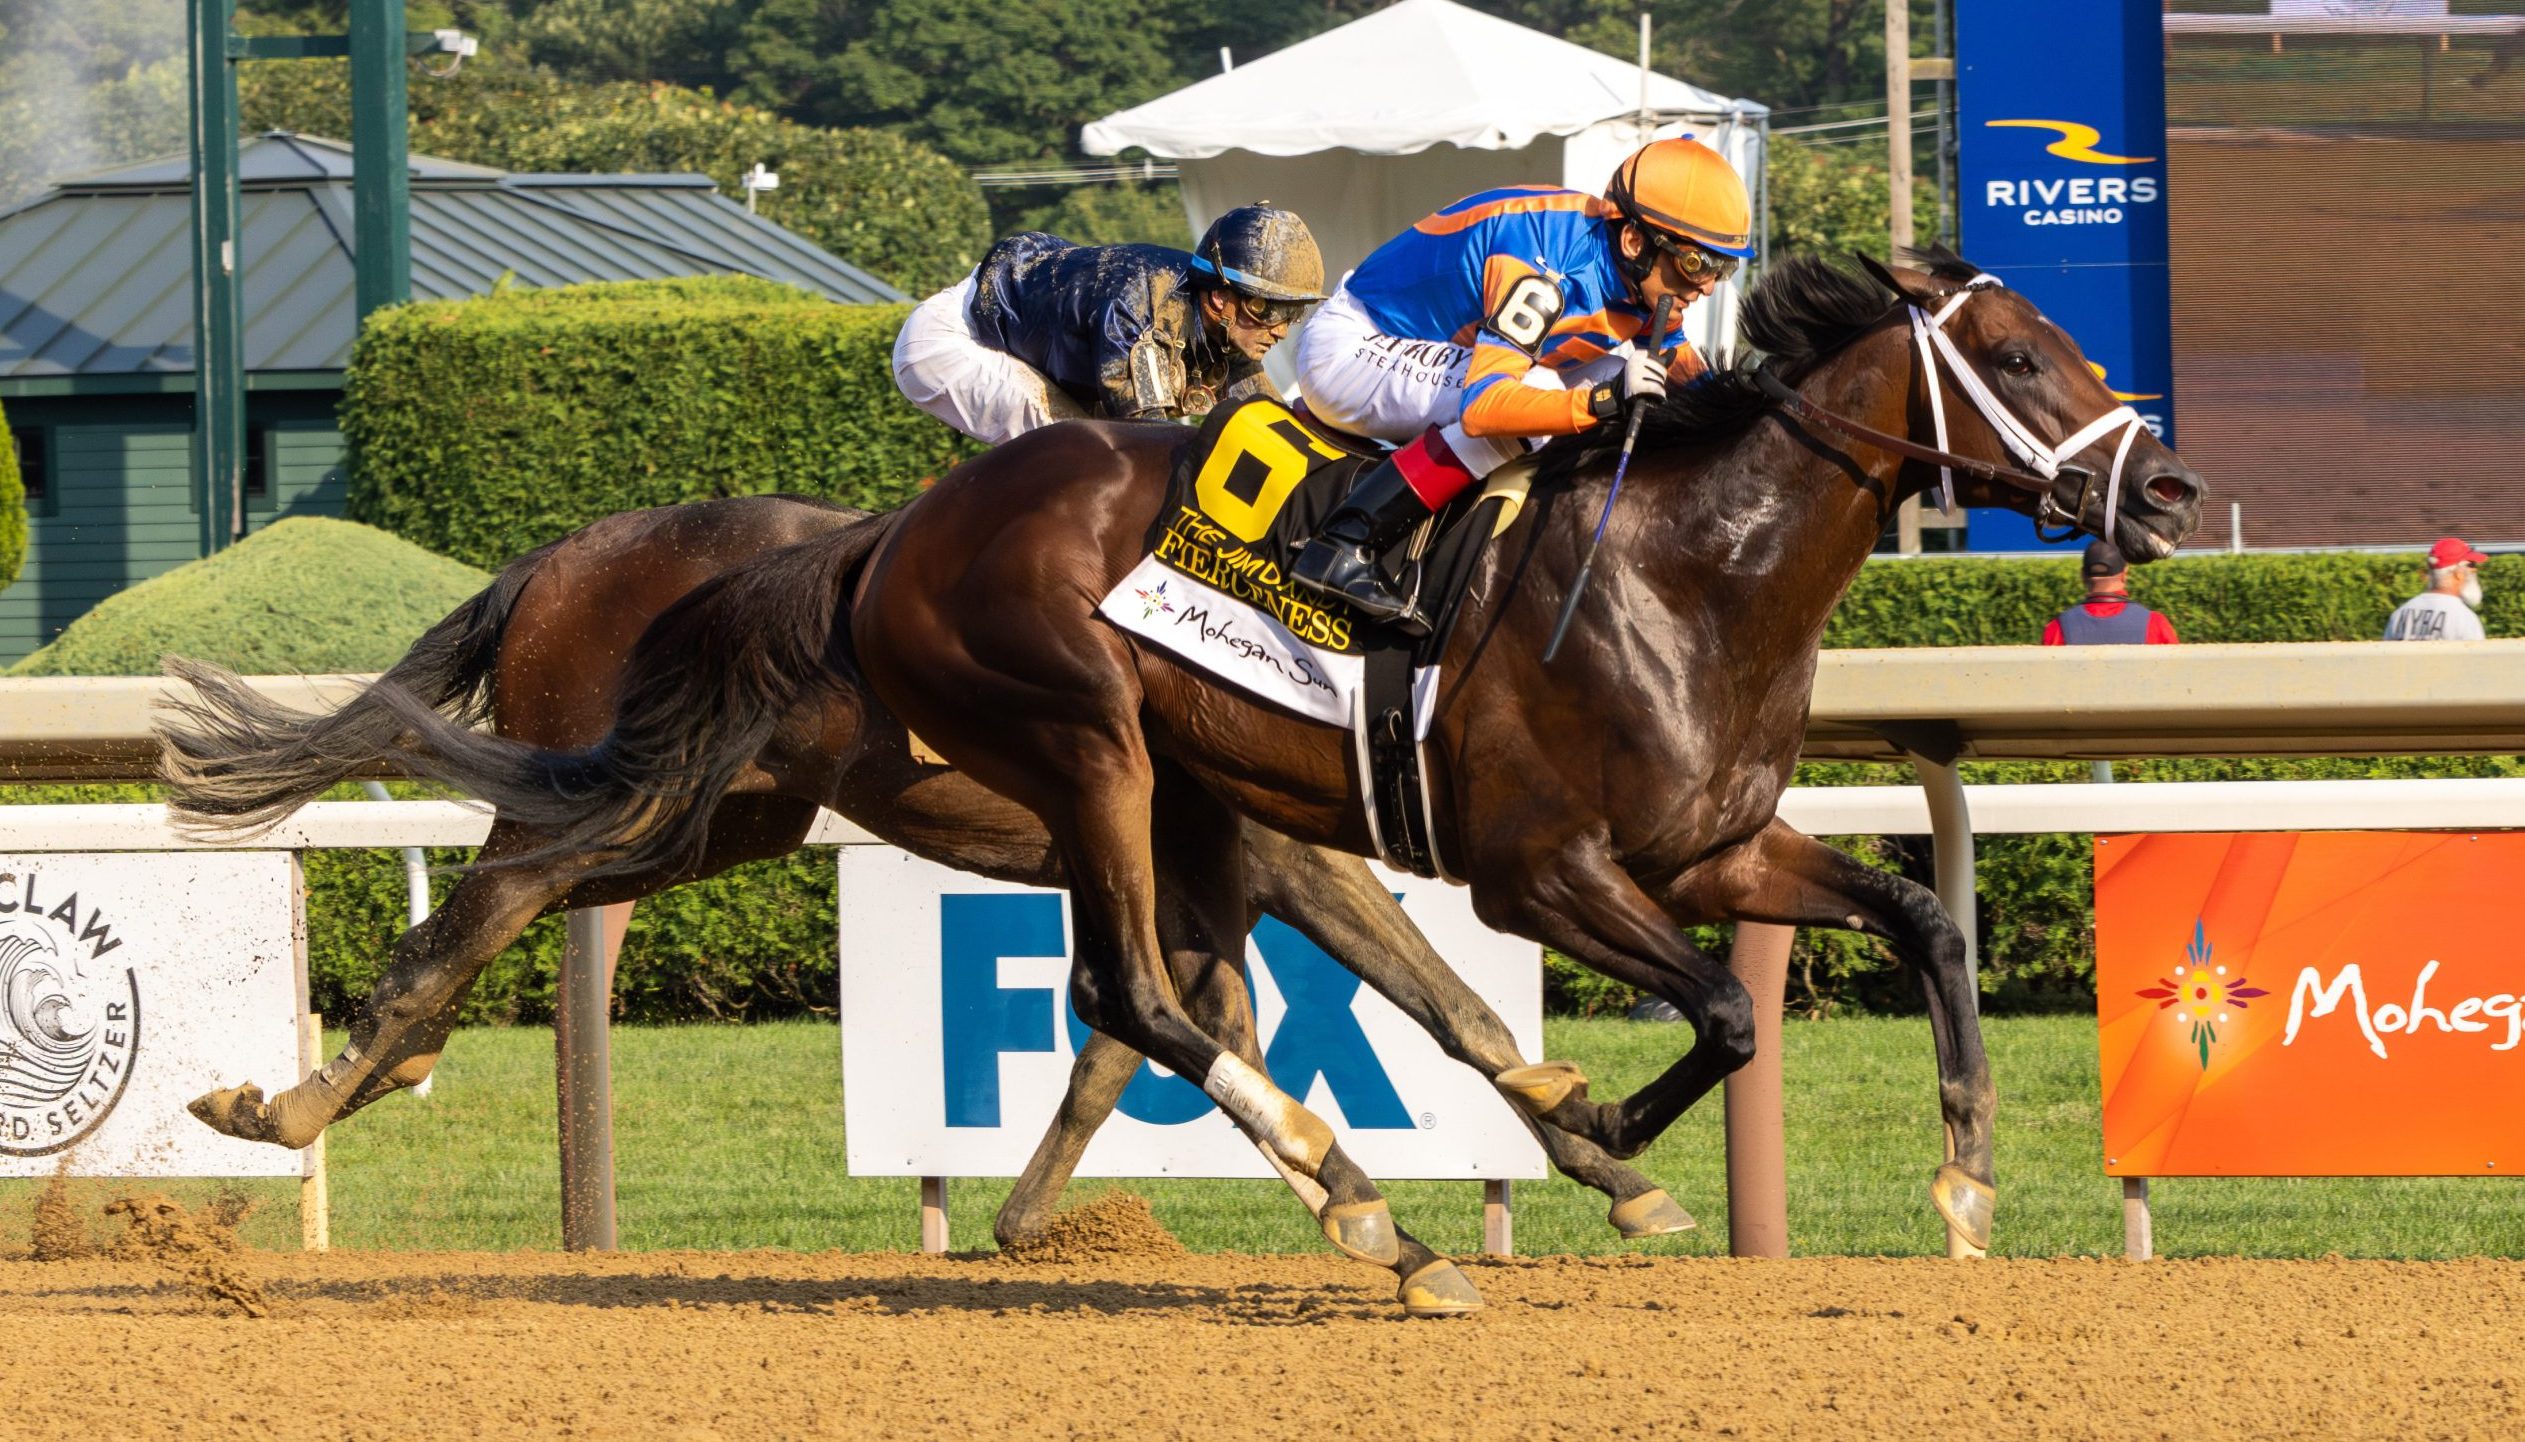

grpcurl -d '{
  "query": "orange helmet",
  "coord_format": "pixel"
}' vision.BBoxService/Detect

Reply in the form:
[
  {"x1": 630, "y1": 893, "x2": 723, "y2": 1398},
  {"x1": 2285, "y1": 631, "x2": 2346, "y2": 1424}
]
[{"x1": 1605, "y1": 136, "x2": 1754, "y2": 260}]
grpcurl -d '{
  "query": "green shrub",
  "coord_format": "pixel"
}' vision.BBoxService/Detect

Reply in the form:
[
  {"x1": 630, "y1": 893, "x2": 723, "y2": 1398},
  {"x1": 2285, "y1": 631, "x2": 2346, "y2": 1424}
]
[
  {"x1": 0, "y1": 397, "x2": 23, "y2": 591},
  {"x1": 1827, "y1": 550, "x2": 2524, "y2": 647},
  {"x1": 342, "y1": 277, "x2": 973, "y2": 569},
  {"x1": 305, "y1": 842, "x2": 838, "y2": 1026},
  {"x1": 8, "y1": 517, "x2": 486, "y2": 676}
]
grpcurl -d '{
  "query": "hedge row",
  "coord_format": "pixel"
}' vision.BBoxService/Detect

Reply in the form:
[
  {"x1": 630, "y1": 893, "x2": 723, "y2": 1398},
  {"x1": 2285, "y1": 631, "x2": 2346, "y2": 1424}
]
[
  {"x1": 342, "y1": 277, "x2": 966, "y2": 569},
  {"x1": 0, "y1": 396, "x2": 25, "y2": 591}
]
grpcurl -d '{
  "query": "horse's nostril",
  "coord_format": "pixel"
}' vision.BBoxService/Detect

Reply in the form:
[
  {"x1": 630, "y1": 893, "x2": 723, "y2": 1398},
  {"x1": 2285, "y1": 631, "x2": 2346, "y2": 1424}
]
[{"x1": 2144, "y1": 474, "x2": 2193, "y2": 508}]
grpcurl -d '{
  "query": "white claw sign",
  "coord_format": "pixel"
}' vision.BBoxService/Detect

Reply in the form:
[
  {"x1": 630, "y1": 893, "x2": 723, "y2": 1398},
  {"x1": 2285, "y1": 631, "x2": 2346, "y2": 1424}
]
[{"x1": 0, "y1": 853, "x2": 301, "y2": 1178}]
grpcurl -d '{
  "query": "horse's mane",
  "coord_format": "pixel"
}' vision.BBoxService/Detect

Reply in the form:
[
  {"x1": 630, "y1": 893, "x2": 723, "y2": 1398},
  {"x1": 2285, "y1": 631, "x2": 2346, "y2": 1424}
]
[{"x1": 1532, "y1": 244, "x2": 1981, "y2": 484}]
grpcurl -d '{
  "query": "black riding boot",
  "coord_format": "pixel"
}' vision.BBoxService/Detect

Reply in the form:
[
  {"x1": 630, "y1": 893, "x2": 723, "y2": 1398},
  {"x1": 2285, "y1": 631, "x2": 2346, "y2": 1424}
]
[{"x1": 1288, "y1": 458, "x2": 1435, "y2": 631}]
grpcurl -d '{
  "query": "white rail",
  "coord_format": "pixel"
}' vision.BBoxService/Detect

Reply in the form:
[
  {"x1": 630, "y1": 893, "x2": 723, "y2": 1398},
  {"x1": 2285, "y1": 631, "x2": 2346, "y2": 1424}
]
[{"x1": 4, "y1": 781, "x2": 2519, "y2": 853}]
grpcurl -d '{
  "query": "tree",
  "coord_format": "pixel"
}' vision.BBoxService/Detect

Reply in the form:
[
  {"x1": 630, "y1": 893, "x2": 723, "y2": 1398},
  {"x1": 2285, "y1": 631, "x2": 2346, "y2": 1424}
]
[
  {"x1": 743, "y1": 0, "x2": 1185, "y2": 168},
  {"x1": 243, "y1": 59, "x2": 990, "y2": 293},
  {"x1": 1014, "y1": 181, "x2": 1193, "y2": 248}
]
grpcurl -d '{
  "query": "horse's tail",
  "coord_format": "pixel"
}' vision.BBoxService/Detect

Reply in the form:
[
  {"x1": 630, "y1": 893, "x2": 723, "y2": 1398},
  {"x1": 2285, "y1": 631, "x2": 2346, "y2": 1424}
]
[
  {"x1": 159, "y1": 538, "x2": 564, "y2": 835},
  {"x1": 348, "y1": 515, "x2": 890, "y2": 880}
]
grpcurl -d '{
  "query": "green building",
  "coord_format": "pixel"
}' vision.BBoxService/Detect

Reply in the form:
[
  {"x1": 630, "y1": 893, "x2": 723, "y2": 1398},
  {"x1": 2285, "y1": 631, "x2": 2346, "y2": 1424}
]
[{"x1": 0, "y1": 132, "x2": 903, "y2": 664}]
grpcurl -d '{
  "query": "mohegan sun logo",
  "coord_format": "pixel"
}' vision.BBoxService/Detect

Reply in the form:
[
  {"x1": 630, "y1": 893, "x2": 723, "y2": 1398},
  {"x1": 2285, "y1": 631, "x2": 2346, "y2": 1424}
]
[
  {"x1": 2138, "y1": 919, "x2": 2268, "y2": 1069},
  {"x1": 1134, "y1": 579, "x2": 1177, "y2": 621},
  {"x1": 0, "y1": 873, "x2": 139, "y2": 1156}
]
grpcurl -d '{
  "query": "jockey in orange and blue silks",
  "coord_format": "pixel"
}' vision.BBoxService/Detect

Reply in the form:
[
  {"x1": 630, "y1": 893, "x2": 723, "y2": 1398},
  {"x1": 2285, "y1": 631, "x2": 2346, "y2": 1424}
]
[{"x1": 1288, "y1": 136, "x2": 1754, "y2": 628}]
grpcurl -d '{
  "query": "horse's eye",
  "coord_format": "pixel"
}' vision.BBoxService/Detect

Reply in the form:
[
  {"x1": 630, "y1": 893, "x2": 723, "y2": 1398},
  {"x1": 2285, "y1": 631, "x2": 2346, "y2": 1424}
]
[{"x1": 1996, "y1": 350, "x2": 2037, "y2": 377}]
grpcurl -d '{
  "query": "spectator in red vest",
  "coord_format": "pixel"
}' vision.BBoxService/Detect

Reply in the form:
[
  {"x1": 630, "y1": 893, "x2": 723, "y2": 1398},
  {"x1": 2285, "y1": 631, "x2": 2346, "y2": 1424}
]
[{"x1": 2042, "y1": 541, "x2": 2178, "y2": 646}]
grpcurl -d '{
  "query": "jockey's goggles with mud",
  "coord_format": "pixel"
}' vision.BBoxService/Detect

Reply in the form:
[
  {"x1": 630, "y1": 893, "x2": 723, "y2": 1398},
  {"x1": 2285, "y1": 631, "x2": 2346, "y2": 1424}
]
[{"x1": 1231, "y1": 292, "x2": 1318, "y2": 328}]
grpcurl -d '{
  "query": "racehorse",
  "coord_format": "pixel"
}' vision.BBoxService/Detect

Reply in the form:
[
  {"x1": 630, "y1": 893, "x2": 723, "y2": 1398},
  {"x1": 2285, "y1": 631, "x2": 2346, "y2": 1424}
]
[
  {"x1": 837, "y1": 247, "x2": 2202, "y2": 1273},
  {"x1": 163, "y1": 495, "x2": 1674, "y2": 1315},
  {"x1": 185, "y1": 248, "x2": 2202, "y2": 1304}
]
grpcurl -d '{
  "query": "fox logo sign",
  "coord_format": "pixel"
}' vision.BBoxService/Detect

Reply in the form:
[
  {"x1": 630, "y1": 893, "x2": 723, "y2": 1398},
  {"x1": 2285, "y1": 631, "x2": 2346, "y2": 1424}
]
[{"x1": 836, "y1": 851, "x2": 1546, "y2": 1181}]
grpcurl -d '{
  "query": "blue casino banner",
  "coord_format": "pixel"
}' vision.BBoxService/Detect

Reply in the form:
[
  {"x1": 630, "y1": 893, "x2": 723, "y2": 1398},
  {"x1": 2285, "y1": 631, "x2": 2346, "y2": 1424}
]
[{"x1": 1957, "y1": 0, "x2": 2176, "y2": 552}]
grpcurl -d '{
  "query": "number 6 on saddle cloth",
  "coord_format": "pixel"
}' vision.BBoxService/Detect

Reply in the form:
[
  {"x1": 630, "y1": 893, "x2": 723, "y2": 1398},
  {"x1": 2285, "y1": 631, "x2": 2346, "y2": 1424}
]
[{"x1": 1096, "y1": 398, "x2": 1527, "y2": 879}]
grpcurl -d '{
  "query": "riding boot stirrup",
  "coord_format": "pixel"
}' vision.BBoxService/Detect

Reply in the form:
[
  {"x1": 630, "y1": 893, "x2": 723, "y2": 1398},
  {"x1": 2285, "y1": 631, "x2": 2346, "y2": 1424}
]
[{"x1": 1289, "y1": 457, "x2": 1435, "y2": 635}]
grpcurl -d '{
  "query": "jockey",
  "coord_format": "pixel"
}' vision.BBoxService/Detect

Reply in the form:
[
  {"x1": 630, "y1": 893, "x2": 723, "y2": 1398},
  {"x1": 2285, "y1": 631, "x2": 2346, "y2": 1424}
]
[
  {"x1": 1288, "y1": 137, "x2": 1753, "y2": 625},
  {"x1": 892, "y1": 205, "x2": 1327, "y2": 445}
]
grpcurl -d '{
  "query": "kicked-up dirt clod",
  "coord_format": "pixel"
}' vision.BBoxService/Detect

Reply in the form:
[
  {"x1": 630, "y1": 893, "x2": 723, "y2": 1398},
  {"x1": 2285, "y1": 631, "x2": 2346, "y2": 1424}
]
[
  {"x1": 997, "y1": 1189, "x2": 1187, "y2": 1265},
  {"x1": 102, "y1": 1194, "x2": 270, "y2": 1319}
]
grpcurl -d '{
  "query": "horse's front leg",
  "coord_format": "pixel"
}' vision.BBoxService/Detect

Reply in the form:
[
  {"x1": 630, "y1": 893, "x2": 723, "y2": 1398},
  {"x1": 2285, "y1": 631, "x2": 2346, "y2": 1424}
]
[
  {"x1": 1242, "y1": 827, "x2": 1694, "y2": 1239},
  {"x1": 1473, "y1": 839, "x2": 1759, "y2": 1170},
  {"x1": 1685, "y1": 818, "x2": 1996, "y2": 1254}
]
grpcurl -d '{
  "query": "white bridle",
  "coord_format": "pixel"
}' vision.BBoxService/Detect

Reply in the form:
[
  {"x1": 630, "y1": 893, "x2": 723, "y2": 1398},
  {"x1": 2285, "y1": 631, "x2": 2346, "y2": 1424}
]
[{"x1": 1908, "y1": 275, "x2": 2148, "y2": 533}]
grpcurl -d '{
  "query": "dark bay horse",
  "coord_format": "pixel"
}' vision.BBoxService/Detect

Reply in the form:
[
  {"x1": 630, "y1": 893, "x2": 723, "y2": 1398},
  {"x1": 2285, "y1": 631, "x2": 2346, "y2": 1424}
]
[
  {"x1": 836, "y1": 249, "x2": 2203, "y2": 1274},
  {"x1": 163, "y1": 495, "x2": 1675, "y2": 1315}
]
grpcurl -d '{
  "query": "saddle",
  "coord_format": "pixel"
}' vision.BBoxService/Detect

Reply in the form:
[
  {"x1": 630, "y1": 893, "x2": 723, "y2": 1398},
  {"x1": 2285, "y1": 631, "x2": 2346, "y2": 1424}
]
[{"x1": 1099, "y1": 398, "x2": 1532, "y2": 878}]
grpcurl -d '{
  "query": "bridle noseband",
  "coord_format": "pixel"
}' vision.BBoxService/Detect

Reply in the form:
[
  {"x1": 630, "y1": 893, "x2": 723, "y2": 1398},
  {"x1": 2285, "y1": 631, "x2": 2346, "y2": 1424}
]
[{"x1": 1755, "y1": 275, "x2": 2149, "y2": 541}]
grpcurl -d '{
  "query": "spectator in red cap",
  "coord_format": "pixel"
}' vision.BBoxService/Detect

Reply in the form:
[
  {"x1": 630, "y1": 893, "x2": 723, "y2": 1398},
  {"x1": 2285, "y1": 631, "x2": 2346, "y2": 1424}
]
[
  {"x1": 2042, "y1": 540, "x2": 2179, "y2": 647},
  {"x1": 2383, "y1": 537, "x2": 2490, "y2": 641}
]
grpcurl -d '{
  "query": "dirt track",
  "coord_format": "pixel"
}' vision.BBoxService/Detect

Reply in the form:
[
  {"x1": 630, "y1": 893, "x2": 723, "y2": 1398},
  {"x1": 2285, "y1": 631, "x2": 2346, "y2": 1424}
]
[{"x1": 4, "y1": 1218, "x2": 2521, "y2": 1441}]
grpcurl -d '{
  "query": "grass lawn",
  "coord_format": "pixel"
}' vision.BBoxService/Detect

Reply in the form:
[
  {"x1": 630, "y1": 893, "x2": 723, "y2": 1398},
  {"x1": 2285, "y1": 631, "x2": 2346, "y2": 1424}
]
[{"x1": 7, "y1": 1017, "x2": 2519, "y2": 1258}]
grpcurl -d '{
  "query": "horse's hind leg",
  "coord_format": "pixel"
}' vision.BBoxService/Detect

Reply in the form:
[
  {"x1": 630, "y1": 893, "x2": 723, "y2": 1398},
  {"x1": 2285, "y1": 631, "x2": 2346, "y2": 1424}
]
[
  {"x1": 1698, "y1": 821, "x2": 1996, "y2": 1253},
  {"x1": 1241, "y1": 828, "x2": 1694, "y2": 1239},
  {"x1": 190, "y1": 825, "x2": 592, "y2": 1148}
]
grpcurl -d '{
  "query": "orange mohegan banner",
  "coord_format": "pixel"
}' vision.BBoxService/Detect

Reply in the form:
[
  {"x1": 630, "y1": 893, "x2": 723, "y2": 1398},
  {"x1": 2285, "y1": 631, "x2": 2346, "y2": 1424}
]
[{"x1": 2097, "y1": 832, "x2": 2525, "y2": 1177}]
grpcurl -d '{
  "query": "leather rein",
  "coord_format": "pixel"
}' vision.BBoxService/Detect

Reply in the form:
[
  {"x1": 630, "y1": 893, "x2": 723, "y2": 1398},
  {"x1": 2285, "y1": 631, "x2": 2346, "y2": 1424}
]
[{"x1": 1752, "y1": 274, "x2": 2147, "y2": 538}]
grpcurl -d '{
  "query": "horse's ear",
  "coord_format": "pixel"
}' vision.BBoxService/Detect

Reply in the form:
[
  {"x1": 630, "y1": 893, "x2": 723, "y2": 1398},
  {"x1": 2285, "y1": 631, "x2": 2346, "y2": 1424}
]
[{"x1": 1851, "y1": 251, "x2": 1936, "y2": 307}]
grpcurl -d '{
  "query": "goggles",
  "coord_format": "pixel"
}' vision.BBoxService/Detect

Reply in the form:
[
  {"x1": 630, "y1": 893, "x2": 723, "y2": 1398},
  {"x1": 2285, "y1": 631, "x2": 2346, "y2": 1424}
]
[
  {"x1": 1655, "y1": 236, "x2": 1741, "y2": 284},
  {"x1": 1233, "y1": 292, "x2": 1318, "y2": 328}
]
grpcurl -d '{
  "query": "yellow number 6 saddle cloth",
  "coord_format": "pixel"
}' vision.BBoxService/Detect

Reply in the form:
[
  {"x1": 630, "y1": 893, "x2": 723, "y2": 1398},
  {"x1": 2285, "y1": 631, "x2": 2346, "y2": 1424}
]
[{"x1": 1096, "y1": 398, "x2": 1534, "y2": 878}]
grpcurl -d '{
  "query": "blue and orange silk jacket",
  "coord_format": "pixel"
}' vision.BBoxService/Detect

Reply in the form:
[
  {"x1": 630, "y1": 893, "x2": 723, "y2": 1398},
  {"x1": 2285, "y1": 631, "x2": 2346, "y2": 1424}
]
[{"x1": 1341, "y1": 187, "x2": 1699, "y2": 439}]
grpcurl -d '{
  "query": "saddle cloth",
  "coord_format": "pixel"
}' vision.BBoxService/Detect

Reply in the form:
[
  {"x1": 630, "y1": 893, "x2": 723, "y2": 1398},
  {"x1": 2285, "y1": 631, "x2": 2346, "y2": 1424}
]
[{"x1": 1097, "y1": 398, "x2": 1389, "y2": 726}]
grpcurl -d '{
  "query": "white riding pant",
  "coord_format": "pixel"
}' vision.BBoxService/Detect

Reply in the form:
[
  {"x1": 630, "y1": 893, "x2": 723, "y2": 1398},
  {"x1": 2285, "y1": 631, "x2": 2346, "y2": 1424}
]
[
  {"x1": 1294, "y1": 282, "x2": 1572, "y2": 479},
  {"x1": 891, "y1": 271, "x2": 1089, "y2": 445}
]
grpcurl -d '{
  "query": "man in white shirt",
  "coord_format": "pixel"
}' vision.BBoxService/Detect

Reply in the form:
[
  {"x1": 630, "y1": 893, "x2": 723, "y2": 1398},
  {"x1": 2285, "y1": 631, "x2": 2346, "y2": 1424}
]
[{"x1": 2383, "y1": 536, "x2": 2490, "y2": 641}]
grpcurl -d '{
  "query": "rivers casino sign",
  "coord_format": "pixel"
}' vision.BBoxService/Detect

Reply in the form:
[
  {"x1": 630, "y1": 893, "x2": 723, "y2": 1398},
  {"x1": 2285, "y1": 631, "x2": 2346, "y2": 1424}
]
[{"x1": 1958, "y1": 1, "x2": 2178, "y2": 550}]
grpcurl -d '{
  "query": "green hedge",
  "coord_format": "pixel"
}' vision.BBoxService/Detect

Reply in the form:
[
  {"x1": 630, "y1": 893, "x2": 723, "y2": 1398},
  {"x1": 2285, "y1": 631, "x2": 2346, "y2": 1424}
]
[
  {"x1": 9, "y1": 518, "x2": 485, "y2": 677},
  {"x1": 307, "y1": 842, "x2": 838, "y2": 1026},
  {"x1": 1826, "y1": 551, "x2": 2525, "y2": 647},
  {"x1": 343, "y1": 276, "x2": 971, "y2": 569},
  {"x1": 0, "y1": 396, "x2": 25, "y2": 591}
]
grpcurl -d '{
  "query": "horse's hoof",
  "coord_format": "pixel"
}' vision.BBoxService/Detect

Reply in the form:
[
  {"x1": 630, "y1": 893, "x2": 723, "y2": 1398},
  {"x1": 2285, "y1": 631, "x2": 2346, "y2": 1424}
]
[
  {"x1": 188, "y1": 1084, "x2": 283, "y2": 1144},
  {"x1": 1932, "y1": 1163, "x2": 1995, "y2": 1255},
  {"x1": 1608, "y1": 1188, "x2": 1697, "y2": 1239},
  {"x1": 1496, "y1": 1061, "x2": 1587, "y2": 1115},
  {"x1": 1320, "y1": 1200, "x2": 1401, "y2": 1267},
  {"x1": 1397, "y1": 1259, "x2": 1484, "y2": 1318}
]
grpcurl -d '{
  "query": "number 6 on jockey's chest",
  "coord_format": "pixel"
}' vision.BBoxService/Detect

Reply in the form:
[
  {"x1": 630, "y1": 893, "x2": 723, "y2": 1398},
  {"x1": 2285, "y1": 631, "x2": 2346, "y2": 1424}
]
[{"x1": 1486, "y1": 274, "x2": 1565, "y2": 354}]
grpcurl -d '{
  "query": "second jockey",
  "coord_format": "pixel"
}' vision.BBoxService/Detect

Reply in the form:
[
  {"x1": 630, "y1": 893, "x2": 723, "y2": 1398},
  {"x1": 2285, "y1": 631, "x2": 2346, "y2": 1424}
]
[
  {"x1": 892, "y1": 205, "x2": 1327, "y2": 445},
  {"x1": 1288, "y1": 137, "x2": 1753, "y2": 625}
]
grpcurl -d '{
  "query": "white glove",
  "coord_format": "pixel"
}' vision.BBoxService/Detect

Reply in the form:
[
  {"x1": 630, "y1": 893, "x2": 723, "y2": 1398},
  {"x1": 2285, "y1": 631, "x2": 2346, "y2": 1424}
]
[{"x1": 1587, "y1": 347, "x2": 1669, "y2": 421}]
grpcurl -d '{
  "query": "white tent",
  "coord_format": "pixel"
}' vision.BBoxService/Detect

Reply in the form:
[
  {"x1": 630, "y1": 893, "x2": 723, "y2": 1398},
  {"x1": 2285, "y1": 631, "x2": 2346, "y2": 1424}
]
[{"x1": 1082, "y1": 0, "x2": 1770, "y2": 376}]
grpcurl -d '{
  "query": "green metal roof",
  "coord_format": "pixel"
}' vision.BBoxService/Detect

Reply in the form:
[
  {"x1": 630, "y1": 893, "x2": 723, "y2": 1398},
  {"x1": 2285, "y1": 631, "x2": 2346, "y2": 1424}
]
[{"x1": 0, "y1": 132, "x2": 906, "y2": 384}]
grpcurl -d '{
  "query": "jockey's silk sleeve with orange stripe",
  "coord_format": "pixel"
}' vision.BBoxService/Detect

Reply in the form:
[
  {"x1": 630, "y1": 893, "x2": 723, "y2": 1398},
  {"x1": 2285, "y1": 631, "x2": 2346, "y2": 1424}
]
[{"x1": 1341, "y1": 186, "x2": 1690, "y2": 439}]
